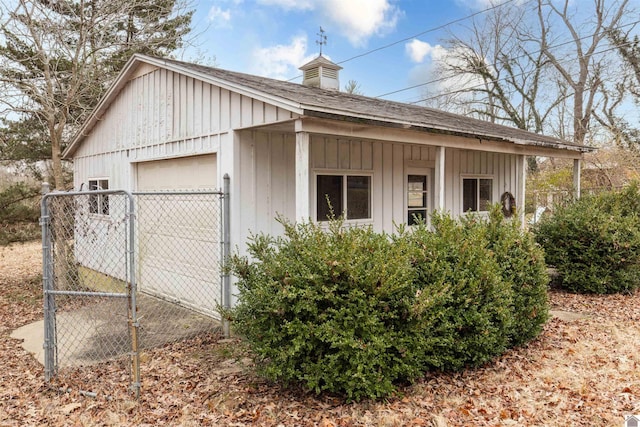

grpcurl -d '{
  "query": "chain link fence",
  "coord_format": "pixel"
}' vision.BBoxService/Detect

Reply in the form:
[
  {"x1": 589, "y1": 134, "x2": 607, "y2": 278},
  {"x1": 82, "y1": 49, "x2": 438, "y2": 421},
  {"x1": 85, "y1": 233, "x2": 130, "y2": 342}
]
[{"x1": 41, "y1": 179, "x2": 229, "y2": 396}]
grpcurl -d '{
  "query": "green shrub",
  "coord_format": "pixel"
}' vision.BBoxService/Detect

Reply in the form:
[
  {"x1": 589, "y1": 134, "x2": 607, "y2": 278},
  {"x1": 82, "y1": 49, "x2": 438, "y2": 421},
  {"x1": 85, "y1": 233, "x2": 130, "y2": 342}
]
[
  {"x1": 228, "y1": 219, "x2": 419, "y2": 401},
  {"x1": 482, "y1": 208, "x2": 549, "y2": 346},
  {"x1": 533, "y1": 184, "x2": 640, "y2": 294},
  {"x1": 228, "y1": 211, "x2": 550, "y2": 401},
  {"x1": 401, "y1": 213, "x2": 513, "y2": 371}
]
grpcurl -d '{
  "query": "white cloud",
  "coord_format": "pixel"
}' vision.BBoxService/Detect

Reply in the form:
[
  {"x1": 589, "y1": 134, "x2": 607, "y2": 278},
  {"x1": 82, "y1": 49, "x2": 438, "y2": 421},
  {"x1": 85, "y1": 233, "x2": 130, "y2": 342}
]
[
  {"x1": 208, "y1": 6, "x2": 232, "y2": 27},
  {"x1": 322, "y1": 0, "x2": 401, "y2": 46},
  {"x1": 250, "y1": 35, "x2": 315, "y2": 79},
  {"x1": 256, "y1": 0, "x2": 401, "y2": 46},
  {"x1": 405, "y1": 39, "x2": 447, "y2": 63}
]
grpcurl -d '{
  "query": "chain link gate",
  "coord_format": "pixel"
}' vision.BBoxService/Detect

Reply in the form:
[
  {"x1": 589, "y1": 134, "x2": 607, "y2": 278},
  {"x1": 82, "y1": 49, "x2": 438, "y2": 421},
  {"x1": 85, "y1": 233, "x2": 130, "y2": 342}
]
[
  {"x1": 41, "y1": 176, "x2": 230, "y2": 396},
  {"x1": 41, "y1": 189, "x2": 140, "y2": 395}
]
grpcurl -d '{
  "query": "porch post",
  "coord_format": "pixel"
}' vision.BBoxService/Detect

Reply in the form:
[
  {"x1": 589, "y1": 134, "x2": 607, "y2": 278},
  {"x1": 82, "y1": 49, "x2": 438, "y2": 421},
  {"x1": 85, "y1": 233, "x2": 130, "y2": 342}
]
[
  {"x1": 434, "y1": 146, "x2": 445, "y2": 211},
  {"x1": 295, "y1": 120, "x2": 311, "y2": 222},
  {"x1": 517, "y1": 155, "x2": 526, "y2": 226},
  {"x1": 573, "y1": 158, "x2": 581, "y2": 199}
]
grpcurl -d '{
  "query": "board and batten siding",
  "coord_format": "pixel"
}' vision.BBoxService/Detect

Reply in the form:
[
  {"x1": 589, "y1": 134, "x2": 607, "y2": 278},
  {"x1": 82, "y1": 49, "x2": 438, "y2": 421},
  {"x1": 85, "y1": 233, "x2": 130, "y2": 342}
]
[
  {"x1": 73, "y1": 65, "x2": 298, "y2": 190},
  {"x1": 310, "y1": 135, "x2": 522, "y2": 232},
  {"x1": 236, "y1": 131, "x2": 296, "y2": 251},
  {"x1": 235, "y1": 132, "x2": 523, "y2": 242}
]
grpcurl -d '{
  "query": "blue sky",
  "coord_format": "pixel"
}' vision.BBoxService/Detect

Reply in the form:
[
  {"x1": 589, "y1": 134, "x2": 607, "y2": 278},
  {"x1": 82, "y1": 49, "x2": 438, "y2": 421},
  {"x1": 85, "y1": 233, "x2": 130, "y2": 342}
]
[{"x1": 183, "y1": 0, "x2": 498, "y2": 103}]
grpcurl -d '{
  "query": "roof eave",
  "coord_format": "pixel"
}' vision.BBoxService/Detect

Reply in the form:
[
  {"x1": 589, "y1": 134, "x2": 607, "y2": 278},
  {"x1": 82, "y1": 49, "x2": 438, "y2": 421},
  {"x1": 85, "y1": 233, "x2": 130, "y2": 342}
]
[{"x1": 301, "y1": 108, "x2": 593, "y2": 154}]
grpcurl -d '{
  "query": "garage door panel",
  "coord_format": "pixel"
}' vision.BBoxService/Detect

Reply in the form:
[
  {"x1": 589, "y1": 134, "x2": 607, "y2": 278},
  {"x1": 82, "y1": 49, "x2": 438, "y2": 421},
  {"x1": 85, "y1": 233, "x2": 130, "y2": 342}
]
[
  {"x1": 135, "y1": 154, "x2": 220, "y2": 317},
  {"x1": 137, "y1": 154, "x2": 217, "y2": 191}
]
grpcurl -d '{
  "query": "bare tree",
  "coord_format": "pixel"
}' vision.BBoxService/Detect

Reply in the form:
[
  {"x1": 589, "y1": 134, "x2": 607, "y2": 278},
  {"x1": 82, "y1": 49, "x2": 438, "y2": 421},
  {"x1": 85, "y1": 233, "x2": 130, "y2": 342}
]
[
  {"x1": 0, "y1": 0, "x2": 193, "y2": 189},
  {"x1": 424, "y1": 0, "x2": 632, "y2": 147},
  {"x1": 344, "y1": 79, "x2": 364, "y2": 95},
  {"x1": 537, "y1": 0, "x2": 629, "y2": 144}
]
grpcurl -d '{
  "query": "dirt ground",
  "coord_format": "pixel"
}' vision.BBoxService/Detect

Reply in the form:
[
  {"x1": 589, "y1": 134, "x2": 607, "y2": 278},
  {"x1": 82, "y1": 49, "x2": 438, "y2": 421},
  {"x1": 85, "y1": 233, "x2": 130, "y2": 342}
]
[{"x1": 1, "y1": 241, "x2": 639, "y2": 426}]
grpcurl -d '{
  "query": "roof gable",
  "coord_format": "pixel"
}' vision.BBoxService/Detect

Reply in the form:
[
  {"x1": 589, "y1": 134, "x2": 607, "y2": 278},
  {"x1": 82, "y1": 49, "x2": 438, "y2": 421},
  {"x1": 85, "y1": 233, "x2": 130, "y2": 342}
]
[{"x1": 65, "y1": 54, "x2": 592, "y2": 158}]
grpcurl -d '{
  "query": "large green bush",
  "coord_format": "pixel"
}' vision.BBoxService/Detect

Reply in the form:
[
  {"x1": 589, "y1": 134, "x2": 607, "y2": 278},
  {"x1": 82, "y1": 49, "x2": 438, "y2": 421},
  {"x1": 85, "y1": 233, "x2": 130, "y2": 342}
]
[
  {"x1": 228, "y1": 210, "x2": 549, "y2": 400},
  {"x1": 482, "y1": 209, "x2": 549, "y2": 346},
  {"x1": 533, "y1": 184, "x2": 640, "y2": 294}
]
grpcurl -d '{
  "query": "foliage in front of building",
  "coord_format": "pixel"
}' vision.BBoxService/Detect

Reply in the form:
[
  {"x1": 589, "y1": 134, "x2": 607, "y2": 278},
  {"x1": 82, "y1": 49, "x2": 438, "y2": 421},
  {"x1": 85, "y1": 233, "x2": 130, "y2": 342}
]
[
  {"x1": 0, "y1": 182, "x2": 41, "y2": 245},
  {"x1": 226, "y1": 208, "x2": 549, "y2": 401},
  {"x1": 533, "y1": 183, "x2": 640, "y2": 294}
]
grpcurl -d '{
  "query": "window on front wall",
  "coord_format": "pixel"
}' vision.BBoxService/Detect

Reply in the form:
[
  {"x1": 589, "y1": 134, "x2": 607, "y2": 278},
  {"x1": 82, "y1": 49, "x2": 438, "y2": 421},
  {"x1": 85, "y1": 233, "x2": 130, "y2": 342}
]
[
  {"x1": 463, "y1": 177, "x2": 492, "y2": 212},
  {"x1": 407, "y1": 174, "x2": 428, "y2": 225},
  {"x1": 316, "y1": 174, "x2": 371, "y2": 221},
  {"x1": 89, "y1": 179, "x2": 109, "y2": 215}
]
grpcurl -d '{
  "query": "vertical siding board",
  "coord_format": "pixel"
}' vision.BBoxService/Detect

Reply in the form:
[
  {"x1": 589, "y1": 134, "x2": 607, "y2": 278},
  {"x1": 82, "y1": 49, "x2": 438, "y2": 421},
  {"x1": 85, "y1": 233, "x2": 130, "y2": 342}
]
[
  {"x1": 230, "y1": 92, "x2": 242, "y2": 128},
  {"x1": 381, "y1": 143, "x2": 393, "y2": 231},
  {"x1": 241, "y1": 96, "x2": 253, "y2": 127},
  {"x1": 339, "y1": 139, "x2": 350, "y2": 169},
  {"x1": 158, "y1": 69, "x2": 167, "y2": 142},
  {"x1": 311, "y1": 136, "x2": 325, "y2": 169},
  {"x1": 392, "y1": 144, "x2": 404, "y2": 226},
  {"x1": 151, "y1": 70, "x2": 158, "y2": 145},
  {"x1": 487, "y1": 152, "x2": 494, "y2": 175},
  {"x1": 326, "y1": 138, "x2": 338, "y2": 169},
  {"x1": 166, "y1": 71, "x2": 175, "y2": 140},
  {"x1": 362, "y1": 141, "x2": 373, "y2": 170},
  {"x1": 412, "y1": 145, "x2": 421, "y2": 160},
  {"x1": 147, "y1": 73, "x2": 154, "y2": 144},
  {"x1": 194, "y1": 79, "x2": 203, "y2": 136},
  {"x1": 270, "y1": 134, "x2": 285, "y2": 220},
  {"x1": 220, "y1": 89, "x2": 230, "y2": 130},
  {"x1": 255, "y1": 132, "x2": 271, "y2": 233},
  {"x1": 254, "y1": 100, "x2": 265, "y2": 125},
  {"x1": 372, "y1": 141, "x2": 383, "y2": 233},
  {"x1": 350, "y1": 140, "x2": 362, "y2": 170},
  {"x1": 510, "y1": 154, "x2": 517, "y2": 193},
  {"x1": 202, "y1": 83, "x2": 211, "y2": 134},
  {"x1": 264, "y1": 104, "x2": 278, "y2": 122},
  {"x1": 239, "y1": 135, "x2": 257, "y2": 241},
  {"x1": 447, "y1": 149, "x2": 458, "y2": 215},
  {"x1": 213, "y1": 86, "x2": 222, "y2": 133},
  {"x1": 284, "y1": 135, "x2": 296, "y2": 220}
]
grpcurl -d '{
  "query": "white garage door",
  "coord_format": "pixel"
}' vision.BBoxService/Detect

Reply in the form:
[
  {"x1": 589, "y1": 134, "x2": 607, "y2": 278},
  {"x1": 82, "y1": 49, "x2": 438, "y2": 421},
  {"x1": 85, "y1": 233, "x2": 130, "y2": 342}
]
[
  {"x1": 136, "y1": 155, "x2": 220, "y2": 317},
  {"x1": 136, "y1": 154, "x2": 217, "y2": 191}
]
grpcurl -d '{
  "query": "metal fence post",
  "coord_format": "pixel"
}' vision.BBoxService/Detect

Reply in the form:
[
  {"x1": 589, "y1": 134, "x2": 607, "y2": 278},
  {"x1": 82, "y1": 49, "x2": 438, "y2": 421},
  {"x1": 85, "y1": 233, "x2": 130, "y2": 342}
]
[
  {"x1": 222, "y1": 174, "x2": 231, "y2": 337},
  {"x1": 126, "y1": 192, "x2": 141, "y2": 398},
  {"x1": 40, "y1": 182, "x2": 56, "y2": 382}
]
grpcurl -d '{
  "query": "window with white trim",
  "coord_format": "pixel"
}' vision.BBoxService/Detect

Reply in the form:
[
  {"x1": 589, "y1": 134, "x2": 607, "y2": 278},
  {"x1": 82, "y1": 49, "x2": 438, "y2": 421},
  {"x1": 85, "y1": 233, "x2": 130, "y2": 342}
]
[
  {"x1": 462, "y1": 177, "x2": 492, "y2": 212},
  {"x1": 89, "y1": 179, "x2": 109, "y2": 215},
  {"x1": 316, "y1": 174, "x2": 371, "y2": 221},
  {"x1": 407, "y1": 174, "x2": 429, "y2": 225}
]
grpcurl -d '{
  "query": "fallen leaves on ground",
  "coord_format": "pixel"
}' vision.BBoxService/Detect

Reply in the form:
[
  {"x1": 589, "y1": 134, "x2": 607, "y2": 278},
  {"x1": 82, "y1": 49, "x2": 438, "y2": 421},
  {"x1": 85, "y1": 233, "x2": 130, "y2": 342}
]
[{"x1": 1, "y1": 241, "x2": 639, "y2": 426}]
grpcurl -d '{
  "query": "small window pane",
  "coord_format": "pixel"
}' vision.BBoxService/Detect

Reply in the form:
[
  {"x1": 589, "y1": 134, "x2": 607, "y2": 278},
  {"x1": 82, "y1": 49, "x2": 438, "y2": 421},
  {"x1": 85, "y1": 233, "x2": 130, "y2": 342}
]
[
  {"x1": 463, "y1": 179, "x2": 477, "y2": 212},
  {"x1": 317, "y1": 175, "x2": 343, "y2": 221},
  {"x1": 347, "y1": 176, "x2": 370, "y2": 219},
  {"x1": 408, "y1": 175, "x2": 427, "y2": 208},
  {"x1": 479, "y1": 179, "x2": 492, "y2": 211}
]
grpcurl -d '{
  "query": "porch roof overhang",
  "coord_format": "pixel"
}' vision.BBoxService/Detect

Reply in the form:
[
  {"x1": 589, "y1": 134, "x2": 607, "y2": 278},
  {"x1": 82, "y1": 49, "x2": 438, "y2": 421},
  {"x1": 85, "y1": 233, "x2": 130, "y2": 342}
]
[{"x1": 246, "y1": 113, "x2": 588, "y2": 160}]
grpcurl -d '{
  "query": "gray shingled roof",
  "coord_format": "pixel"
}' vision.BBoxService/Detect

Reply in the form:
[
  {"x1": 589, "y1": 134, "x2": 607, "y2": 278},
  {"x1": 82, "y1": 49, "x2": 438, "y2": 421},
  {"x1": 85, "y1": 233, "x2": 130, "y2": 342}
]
[{"x1": 162, "y1": 56, "x2": 591, "y2": 153}]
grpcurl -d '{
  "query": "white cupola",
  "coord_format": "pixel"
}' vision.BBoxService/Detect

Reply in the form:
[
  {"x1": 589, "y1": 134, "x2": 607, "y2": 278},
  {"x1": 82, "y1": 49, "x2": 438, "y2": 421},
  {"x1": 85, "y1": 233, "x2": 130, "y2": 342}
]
[{"x1": 299, "y1": 55, "x2": 342, "y2": 90}]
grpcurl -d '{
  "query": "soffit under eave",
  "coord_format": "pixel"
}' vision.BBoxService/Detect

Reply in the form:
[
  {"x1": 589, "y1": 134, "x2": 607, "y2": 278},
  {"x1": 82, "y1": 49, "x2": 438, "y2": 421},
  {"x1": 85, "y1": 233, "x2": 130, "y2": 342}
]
[{"x1": 296, "y1": 115, "x2": 589, "y2": 160}]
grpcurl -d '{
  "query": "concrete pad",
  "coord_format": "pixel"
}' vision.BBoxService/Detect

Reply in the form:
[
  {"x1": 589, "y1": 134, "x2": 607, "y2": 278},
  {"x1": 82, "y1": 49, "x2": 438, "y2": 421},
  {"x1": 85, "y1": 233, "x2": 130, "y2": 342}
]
[
  {"x1": 10, "y1": 319, "x2": 44, "y2": 366},
  {"x1": 9, "y1": 293, "x2": 220, "y2": 369}
]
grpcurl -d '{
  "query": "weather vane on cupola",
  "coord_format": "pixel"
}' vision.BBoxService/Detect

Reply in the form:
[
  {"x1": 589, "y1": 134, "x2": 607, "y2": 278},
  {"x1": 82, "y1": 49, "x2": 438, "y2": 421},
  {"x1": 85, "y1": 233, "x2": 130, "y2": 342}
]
[{"x1": 316, "y1": 26, "x2": 327, "y2": 56}]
